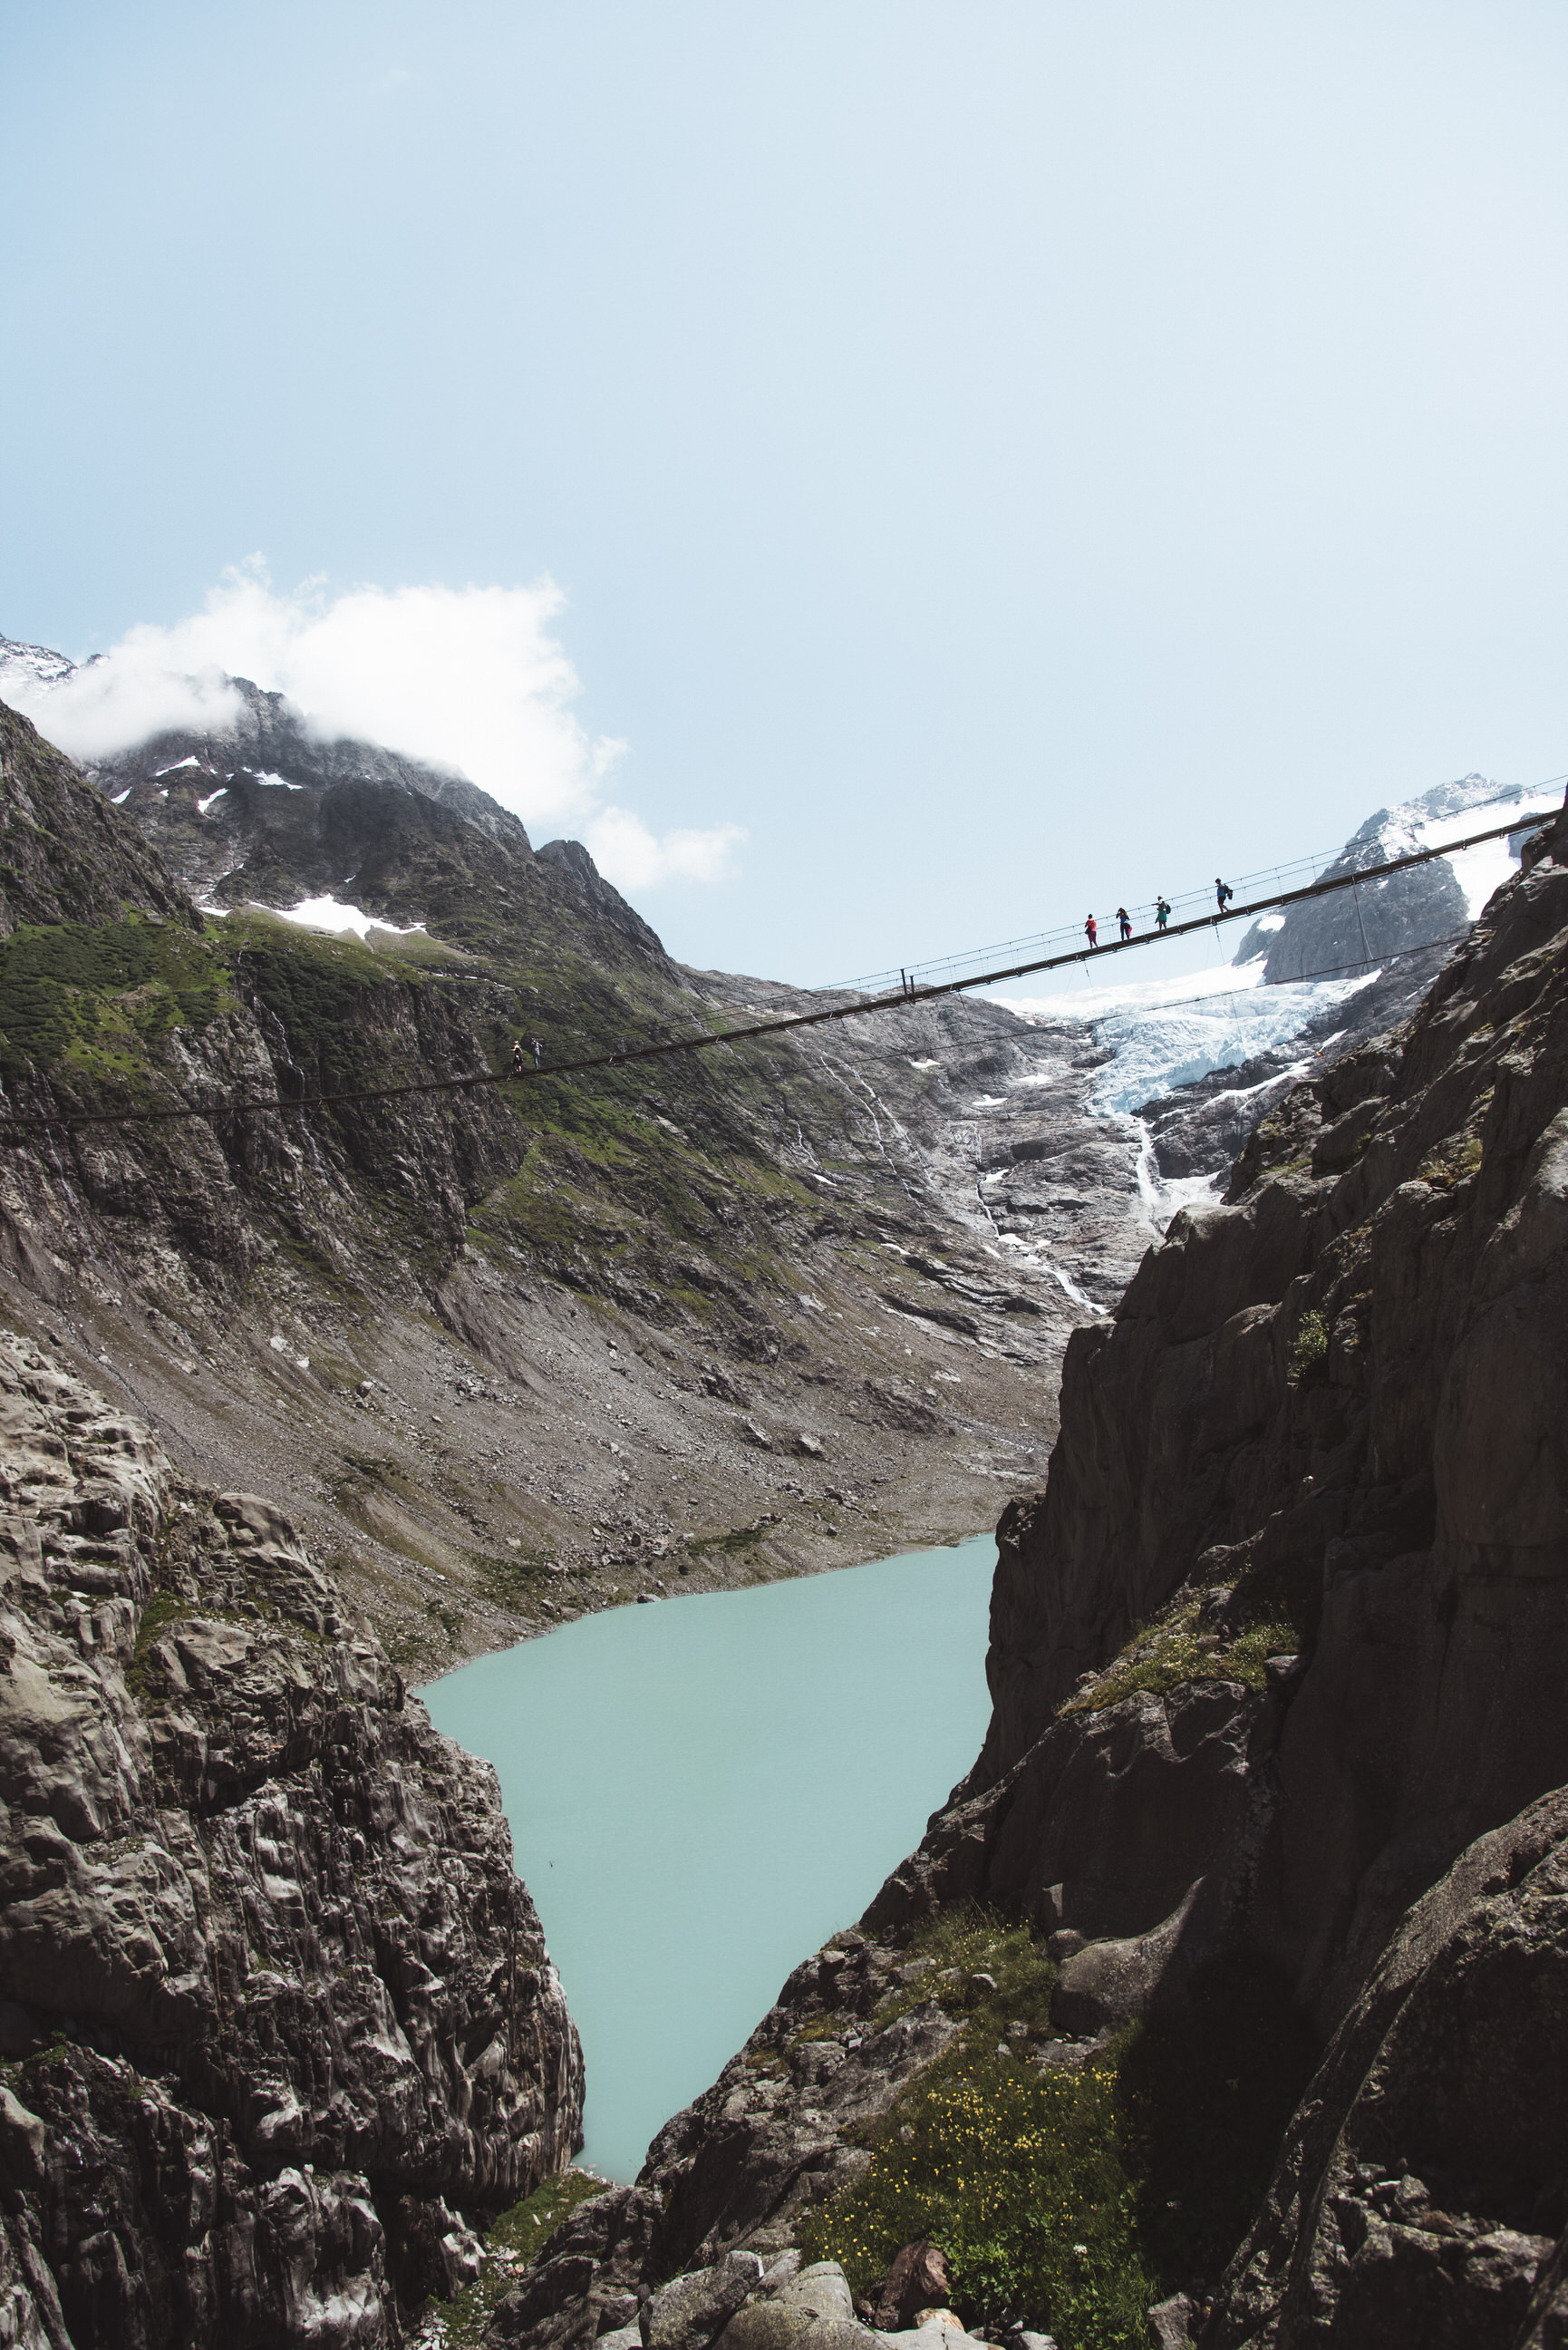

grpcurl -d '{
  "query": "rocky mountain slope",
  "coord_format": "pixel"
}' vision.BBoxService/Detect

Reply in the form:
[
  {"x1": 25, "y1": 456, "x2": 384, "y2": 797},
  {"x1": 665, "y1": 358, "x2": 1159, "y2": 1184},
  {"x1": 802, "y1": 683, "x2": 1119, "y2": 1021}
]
[
  {"x1": 486, "y1": 790, "x2": 1568, "y2": 2350},
  {"x1": 0, "y1": 663, "x2": 1524, "y2": 1684},
  {"x1": 0, "y1": 1326, "x2": 580, "y2": 2346},
  {"x1": 0, "y1": 692, "x2": 1105, "y2": 1680}
]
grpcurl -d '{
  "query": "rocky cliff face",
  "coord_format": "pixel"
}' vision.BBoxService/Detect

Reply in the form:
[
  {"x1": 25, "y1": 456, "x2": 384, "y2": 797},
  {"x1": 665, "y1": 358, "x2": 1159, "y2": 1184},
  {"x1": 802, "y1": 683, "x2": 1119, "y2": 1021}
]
[
  {"x1": 488, "y1": 790, "x2": 1568, "y2": 2350},
  {"x1": 953, "y1": 787, "x2": 1568, "y2": 2025},
  {"x1": 0, "y1": 1326, "x2": 580, "y2": 2345}
]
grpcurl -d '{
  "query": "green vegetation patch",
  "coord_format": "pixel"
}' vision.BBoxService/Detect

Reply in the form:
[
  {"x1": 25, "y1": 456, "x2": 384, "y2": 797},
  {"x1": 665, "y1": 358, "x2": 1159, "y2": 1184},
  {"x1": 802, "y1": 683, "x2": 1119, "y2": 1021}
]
[
  {"x1": 863, "y1": 1911, "x2": 1056, "y2": 2043},
  {"x1": 685, "y1": 1519, "x2": 769, "y2": 1561},
  {"x1": 225, "y1": 932, "x2": 392, "y2": 1064},
  {"x1": 805, "y1": 2051, "x2": 1156, "y2": 2345},
  {"x1": 131, "y1": 1588, "x2": 193, "y2": 1665},
  {"x1": 1288, "y1": 1308, "x2": 1328, "y2": 1382},
  {"x1": 1060, "y1": 1557, "x2": 1315, "y2": 1720},
  {"x1": 803, "y1": 1913, "x2": 1315, "y2": 2350},
  {"x1": 0, "y1": 918, "x2": 227, "y2": 1078}
]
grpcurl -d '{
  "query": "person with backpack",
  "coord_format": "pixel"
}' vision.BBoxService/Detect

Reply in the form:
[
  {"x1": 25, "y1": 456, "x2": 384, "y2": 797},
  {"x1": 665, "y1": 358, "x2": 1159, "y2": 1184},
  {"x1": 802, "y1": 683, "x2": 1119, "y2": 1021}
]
[
  {"x1": 1084, "y1": 914, "x2": 1099, "y2": 949},
  {"x1": 511, "y1": 1039, "x2": 527, "y2": 1078},
  {"x1": 1215, "y1": 878, "x2": 1234, "y2": 913},
  {"x1": 1117, "y1": 906, "x2": 1133, "y2": 941},
  {"x1": 1156, "y1": 896, "x2": 1172, "y2": 930}
]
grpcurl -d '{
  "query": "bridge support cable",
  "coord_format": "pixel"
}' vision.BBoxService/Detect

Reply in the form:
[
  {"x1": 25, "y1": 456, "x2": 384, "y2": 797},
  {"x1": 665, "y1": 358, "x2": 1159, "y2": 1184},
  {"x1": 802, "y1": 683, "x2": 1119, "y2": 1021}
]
[{"x1": 0, "y1": 808, "x2": 1552, "y2": 1141}]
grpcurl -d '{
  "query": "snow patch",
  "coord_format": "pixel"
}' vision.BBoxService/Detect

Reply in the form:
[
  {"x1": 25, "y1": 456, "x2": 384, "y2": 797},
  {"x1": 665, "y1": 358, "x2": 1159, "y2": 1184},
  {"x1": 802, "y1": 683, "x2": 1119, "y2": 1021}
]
[
  {"x1": 111, "y1": 787, "x2": 132, "y2": 805},
  {"x1": 197, "y1": 788, "x2": 227, "y2": 815},
  {"x1": 155, "y1": 754, "x2": 204, "y2": 776},
  {"x1": 252, "y1": 772, "x2": 306, "y2": 791},
  {"x1": 202, "y1": 896, "x2": 427, "y2": 941},
  {"x1": 0, "y1": 636, "x2": 75, "y2": 693},
  {"x1": 275, "y1": 896, "x2": 428, "y2": 940}
]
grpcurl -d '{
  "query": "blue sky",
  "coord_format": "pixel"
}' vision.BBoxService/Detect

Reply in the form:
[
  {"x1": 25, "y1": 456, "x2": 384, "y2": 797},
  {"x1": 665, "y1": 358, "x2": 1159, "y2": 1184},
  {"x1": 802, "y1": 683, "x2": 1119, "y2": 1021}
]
[{"x1": 4, "y1": 1, "x2": 1566, "y2": 985}]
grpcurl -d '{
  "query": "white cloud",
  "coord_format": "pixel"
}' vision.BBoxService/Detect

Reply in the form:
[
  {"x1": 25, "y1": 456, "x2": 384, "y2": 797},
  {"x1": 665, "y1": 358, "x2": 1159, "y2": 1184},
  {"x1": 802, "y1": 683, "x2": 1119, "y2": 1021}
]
[
  {"x1": 586, "y1": 805, "x2": 747, "y2": 889},
  {"x1": 5, "y1": 562, "x2": 743, "y2": 889},
  {"x1": 2, "y1": 651, "x2": 244, "y2": 762}
]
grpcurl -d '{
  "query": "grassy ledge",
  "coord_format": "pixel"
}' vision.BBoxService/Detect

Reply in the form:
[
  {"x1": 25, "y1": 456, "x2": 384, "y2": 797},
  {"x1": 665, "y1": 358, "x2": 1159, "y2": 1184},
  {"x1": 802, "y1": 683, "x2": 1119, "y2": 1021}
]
[{"x1": 800, "y1": 1912, "x2": 1315, "y2": 2350}]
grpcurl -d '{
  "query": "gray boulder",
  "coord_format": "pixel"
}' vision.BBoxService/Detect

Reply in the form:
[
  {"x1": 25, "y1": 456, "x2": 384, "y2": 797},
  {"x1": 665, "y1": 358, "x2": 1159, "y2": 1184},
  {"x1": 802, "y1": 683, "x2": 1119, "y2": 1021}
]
[
  {"x1": 770, "y1": 2263, "x2": 855, "y2": 2326},
  {"x1": 644, "y1": 2252, "x2": 766, "y2": 2350}
]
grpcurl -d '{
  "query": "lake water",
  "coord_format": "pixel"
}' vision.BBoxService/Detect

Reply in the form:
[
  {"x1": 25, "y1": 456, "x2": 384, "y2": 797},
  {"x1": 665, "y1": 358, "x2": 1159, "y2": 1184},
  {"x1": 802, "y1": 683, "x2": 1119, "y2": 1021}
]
[{"x1": 423, "y1": 1536, "x2": 996, "y2": 2182}]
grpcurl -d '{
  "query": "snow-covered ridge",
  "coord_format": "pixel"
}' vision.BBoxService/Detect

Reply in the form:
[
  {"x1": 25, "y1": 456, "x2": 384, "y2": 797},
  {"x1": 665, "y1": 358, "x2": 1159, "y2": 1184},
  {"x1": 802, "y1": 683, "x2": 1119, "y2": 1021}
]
[
  {"x1": 1352, "y1": 772, "x2": 1562, "y2": 917},
  {"x1": 0, "y1": 634, "x2": 76, "y2": 694}
]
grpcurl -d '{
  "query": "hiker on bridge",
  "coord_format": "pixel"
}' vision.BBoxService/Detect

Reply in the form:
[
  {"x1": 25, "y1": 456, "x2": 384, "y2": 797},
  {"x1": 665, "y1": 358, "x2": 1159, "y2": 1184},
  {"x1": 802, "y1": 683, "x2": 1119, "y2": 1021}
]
[
  {"x1": 1084, "y1": 914, "x2": 1099, "y2": 949},
  {"x1": 1117, "y1": 906, "x2": 1133, "y2": 941},
  {"x1": 1156, "y1": 896, "x2": 1172, "y2": 930},
  {"x1": 1215, "y1": 877, "x2": 1234, "y2": 913},
  {"x1": 529, "y1": 1035, "x2": 544, "y2": 1067},
  {"x1": 511, "y1": 1039, "x2": 527, "y2": 1077}
]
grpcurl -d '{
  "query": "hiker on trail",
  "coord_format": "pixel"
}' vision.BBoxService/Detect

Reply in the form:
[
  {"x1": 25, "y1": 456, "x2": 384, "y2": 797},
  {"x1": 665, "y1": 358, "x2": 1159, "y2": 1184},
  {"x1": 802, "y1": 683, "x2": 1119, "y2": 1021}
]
[
  {"x1": 1085, "y1": 914, "x2": 1099, "y2": 949},
  {"x1": 528, "y1": 1034, "x2": 544, "y2": 1067},
  {"x1": 1156, "y1": 896, "x2": 1172, "y2": 930},
  {"x1": 511, "y1": 1039, "x2": 527, "y2": 1077},
  {"x1": 1117, "y1": 906, "x2": 1132, "y2": 942},
  {"x1": 1215, "y1": 878, "x2": 1234, "y2": 913}
]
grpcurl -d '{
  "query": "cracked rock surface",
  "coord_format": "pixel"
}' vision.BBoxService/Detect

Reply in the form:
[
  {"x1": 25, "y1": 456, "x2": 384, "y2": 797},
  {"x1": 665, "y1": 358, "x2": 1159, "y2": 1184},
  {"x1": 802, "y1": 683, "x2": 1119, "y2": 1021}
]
[{"x1": 0, "y1": 1330, "x2": 581, "y2": 2347}]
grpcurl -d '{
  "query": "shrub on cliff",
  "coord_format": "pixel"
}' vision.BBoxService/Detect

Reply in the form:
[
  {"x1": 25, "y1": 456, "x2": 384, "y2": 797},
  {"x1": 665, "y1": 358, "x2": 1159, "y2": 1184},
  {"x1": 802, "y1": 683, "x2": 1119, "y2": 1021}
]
[
  {"x1": 801, "y1": 2050, "x2": 1157, "y2": 2346},
  {"x1": 800, "y1": 1915, "x2": 1315, "y2": 2350}
]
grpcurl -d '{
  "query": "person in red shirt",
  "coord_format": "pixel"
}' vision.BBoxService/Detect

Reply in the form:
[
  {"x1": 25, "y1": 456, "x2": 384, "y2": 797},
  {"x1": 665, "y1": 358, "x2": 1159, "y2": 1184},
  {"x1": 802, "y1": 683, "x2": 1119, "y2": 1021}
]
[{"x1": 1085, "y1": 915, "x2": 1099, "y2": 948}]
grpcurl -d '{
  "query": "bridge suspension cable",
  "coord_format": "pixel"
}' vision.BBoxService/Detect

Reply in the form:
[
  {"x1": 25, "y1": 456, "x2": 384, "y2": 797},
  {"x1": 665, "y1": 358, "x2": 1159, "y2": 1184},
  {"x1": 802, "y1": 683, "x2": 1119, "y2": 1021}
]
[{"x1": 0, "y1": 804, "x2": 1553, "y2": 1141}]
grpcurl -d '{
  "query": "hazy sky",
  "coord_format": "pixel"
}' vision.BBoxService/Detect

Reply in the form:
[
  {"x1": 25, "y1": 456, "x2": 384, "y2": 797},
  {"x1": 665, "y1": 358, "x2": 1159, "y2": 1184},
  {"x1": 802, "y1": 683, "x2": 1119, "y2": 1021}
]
[{"x1": 4, "y1": 1, "x2": 1566, "y2": 986}]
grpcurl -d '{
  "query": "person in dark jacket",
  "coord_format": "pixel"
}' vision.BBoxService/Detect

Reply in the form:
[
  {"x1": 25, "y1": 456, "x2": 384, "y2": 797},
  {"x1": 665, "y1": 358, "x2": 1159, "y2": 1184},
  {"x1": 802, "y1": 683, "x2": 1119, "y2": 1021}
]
[
  {"x1": 1156, "y1": 896, "x2": 1172, "y2": 930},
  {"x1": 1117, "y1": 906, "x2": 1133, "y2": 941},
  {"x1": 511, "y1": 1039, "x2": 527, "y2": 1077},
  {"x1": 1215, "y1": 878, "x2": 1234, "y2": 912},
  {"x1": 1084, "y1": 914, "x2": 1099, "y2": 949}
]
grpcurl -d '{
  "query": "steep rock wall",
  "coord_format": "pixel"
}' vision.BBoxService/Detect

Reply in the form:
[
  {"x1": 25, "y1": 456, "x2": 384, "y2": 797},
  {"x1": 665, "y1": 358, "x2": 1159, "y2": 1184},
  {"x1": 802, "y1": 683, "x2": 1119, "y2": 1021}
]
[
  {"x1": 0, "y1": 1330, "x2": 581, "y2": 2346},
  {"x1": 1205, "y1": 1784, "x2": 1568, "y2": 2347},
  {"x1": 941, "y1": 789, "x2": 1568, "y2": 2029}
]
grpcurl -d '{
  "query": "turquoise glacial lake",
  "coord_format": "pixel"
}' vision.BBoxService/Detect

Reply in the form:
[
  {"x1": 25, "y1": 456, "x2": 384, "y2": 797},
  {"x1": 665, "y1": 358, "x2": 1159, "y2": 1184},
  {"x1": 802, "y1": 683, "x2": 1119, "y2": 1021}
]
[{"x1": 423, "y1": 1536, "x2": 995, "y2": 2183}]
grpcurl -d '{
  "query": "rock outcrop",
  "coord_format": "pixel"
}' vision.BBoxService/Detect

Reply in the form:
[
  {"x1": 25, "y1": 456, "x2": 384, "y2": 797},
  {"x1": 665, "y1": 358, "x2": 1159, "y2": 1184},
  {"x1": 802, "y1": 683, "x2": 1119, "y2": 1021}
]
[
  {"x1": 0, "y1": 1329, "x2": 581, "y2": 2345},
  {"x1": 1205, "y1": 1786, "x2": 1568, "y2": 2347},
  {"x1": 0, "y1": 700, "x2": 195, "y2": 937},
  {"x1": 1230, "y1": 769, "x2": 1547, "y2": 986}
]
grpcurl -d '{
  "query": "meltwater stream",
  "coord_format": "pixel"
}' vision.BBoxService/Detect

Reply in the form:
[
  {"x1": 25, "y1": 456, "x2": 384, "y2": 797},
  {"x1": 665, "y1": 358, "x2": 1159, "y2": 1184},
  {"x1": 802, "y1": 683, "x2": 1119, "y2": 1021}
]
[{"x1": 424, "y1": 1536, "x2": 995, "y2": 2183}]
